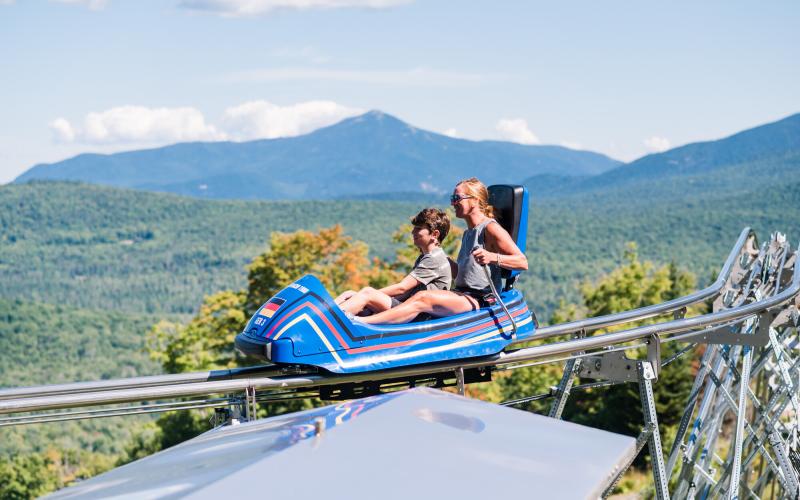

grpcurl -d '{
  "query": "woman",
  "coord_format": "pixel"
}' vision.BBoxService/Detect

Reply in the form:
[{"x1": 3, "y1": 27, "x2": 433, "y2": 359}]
[
  {"x1": 336, "y1": 208, "x2": 452, "y2": 317},
  {"x1": 360, "y1": 177, "x2": 527, "y2": 324}
]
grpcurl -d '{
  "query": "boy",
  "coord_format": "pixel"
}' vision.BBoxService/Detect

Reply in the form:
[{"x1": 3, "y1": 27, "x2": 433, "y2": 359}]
[{"x1": 335, "y1": 208, "x2": 452, "y2": 318}]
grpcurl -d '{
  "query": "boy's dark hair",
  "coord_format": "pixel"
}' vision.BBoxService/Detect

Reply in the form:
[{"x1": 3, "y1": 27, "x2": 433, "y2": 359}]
[{"x1": 411, "y1": 208, "x2": 450, "y2": 244}]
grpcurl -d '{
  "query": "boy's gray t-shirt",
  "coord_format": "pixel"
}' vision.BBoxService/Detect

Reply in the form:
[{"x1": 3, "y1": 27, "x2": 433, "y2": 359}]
[{"x1": 396, "y1": 247, "x2": 452, "y2": 302}]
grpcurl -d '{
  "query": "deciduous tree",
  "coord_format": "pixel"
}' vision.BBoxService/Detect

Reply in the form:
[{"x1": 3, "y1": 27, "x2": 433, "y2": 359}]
[{"x1": 558, "y1": 244, "x2": 698, "y2": 439}]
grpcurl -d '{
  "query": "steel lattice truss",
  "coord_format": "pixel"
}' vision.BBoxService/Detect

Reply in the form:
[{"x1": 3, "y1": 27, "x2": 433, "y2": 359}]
[
  {"x1": 544, "y1": 233, "x2": 800, "y2": 499},
  {"x1": 668, "y1": 234, "x2": 800, "y2": 499}
]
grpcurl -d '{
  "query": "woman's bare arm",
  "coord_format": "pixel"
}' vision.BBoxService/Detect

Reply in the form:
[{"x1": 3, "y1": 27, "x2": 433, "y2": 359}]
[{"x1": 474, "y1": 222, "x2": 528, "y2": 271}]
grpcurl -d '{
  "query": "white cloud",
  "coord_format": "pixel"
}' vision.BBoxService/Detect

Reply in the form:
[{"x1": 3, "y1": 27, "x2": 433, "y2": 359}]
[
  {"x1": 221, "y1": 100, "x2": 363, "y2": 140},
  {"x1": 49, "y1": 101, "x2": 363, "y2": 146},
  {"x1": 643, "y1": 136, "x2": 671, "y2": 152},
  {"x1": 0, "y1": 0, "x2": 16, "y2": 6},
  {"x1": 495, "y1": 118, "x2": 540, "y2": 145},
  {"x1": 51, "y1": 0, "x2": 108, "y2": 10},
  {"x1": 223, "y1": 67, "x2": 499, "y2": 87},
  {"x1": 443, "y1": 128, "x2": 458, "y2": 138},
  {"x1": 179, "y1": 0, "x2": 412, "y2": 16},
  {"x1": 49, "y1": 118, "x2": 76, "y2": 143},
  {"x1": 52, "y1": 106, "x2": 224, "y2": 145}
]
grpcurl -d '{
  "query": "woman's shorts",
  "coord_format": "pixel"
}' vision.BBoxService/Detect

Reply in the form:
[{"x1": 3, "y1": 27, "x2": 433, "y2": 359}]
[{"x1": 453, "y1": 287, "x2": 496, "y2": 309}]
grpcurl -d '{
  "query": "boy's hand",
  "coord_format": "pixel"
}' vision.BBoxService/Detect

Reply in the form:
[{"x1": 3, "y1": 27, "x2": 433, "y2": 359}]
[{"x1": 335, "y1": 290, "x2": 357, "y2": 304}]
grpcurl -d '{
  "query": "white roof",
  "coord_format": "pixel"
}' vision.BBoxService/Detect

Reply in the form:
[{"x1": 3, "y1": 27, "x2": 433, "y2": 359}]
[{"x1": 49, "y1": 387, "x2": 635, "y2": 499}]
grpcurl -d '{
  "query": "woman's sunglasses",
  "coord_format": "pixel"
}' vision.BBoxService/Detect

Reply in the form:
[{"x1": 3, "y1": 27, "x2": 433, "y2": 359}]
[{"x1": 450, "y1": 194, "x2": 473, "y2": 203}]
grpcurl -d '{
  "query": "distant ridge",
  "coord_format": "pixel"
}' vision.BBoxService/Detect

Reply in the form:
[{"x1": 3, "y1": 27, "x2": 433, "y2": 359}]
[
  {"x1": 14, "y1": 110, "x2": 621, "y2": 200},
  {"x1": 534, "y1": 112, "x2": 800, "y2": 197}
]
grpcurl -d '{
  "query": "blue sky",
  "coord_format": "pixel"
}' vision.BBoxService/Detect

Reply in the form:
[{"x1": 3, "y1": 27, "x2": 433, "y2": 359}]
[{"x1": 1, "y1": 0, "x2": 798, "y2": 183}]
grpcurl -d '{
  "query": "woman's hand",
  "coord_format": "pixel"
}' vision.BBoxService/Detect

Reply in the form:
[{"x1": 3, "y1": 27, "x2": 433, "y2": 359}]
[{"x1": 471, "y1": 247, "x2": 496, "y2": 266}]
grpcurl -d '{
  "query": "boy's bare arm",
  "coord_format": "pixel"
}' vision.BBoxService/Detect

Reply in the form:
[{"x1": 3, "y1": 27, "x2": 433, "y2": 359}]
[{"x1": 379, "y1": 275, "x2": 420, "y2": 297}]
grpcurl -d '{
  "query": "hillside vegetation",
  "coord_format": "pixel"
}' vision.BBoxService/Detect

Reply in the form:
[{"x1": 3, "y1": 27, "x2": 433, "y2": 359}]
[
  {"x1": 0, "y1": 298, "x2": 159, "y2": 457},
  {"x1": 3, "y1": 180, "x2": 800, "y2": 324},
  {"x1": 0, "y1": 182, "x2": 417, "y2": 315}
]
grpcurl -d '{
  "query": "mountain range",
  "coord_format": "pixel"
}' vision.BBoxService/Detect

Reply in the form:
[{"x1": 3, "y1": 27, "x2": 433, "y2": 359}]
[
  {"x1": 525, "y1": 112, "x2": 800, "y2": 199},
  {"x1": 14, "y1": 110, "x2": 800, "y2": 202},
  {"x1": 14, "y1": 111, "x2": 620, "y2": 200}
]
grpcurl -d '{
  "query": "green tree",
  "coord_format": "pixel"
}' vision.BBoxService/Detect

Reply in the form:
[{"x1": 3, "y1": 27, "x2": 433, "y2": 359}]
[
  {"x1": 475, "y1": 244, "x2": 700, "y2": 418},
  {"x1": 0, "y1": 454, "x2": 61, "y2": 500},
  {"x1": 245, "y1": 225, "x2": 400, "y2": 313},
  {"x1": 148, "y1": 290, "x2": 247, "y2": 374},
  {"x1": 117, "y1": 422, "x2": 164, "y2": 465},
  {"x1": 558, "y1": 244, "x2": 698, "y2": 439},
  {"x1": 141, "y1": 224, "x2": 410, "y2": 457},
  {"x1": 148, "y1": 224, "x2": 402, "y2": 375}
]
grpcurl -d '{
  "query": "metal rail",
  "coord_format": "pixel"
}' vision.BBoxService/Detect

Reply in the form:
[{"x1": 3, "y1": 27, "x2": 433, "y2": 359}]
[
  {"x1": 0, "y1": 364, "x2": 286, "y2": 401},
  {"x1": 524, "y1": 226, "x2": 757, "y2": 343}
]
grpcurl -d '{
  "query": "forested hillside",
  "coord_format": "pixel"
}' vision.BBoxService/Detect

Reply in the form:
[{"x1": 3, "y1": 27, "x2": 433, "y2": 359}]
[
  {"x1": 4, "y1": 180, "x2": 800, "y2": 324},
  {"x1": 0, "y1": 299, "x2": 159, "y2": 456},
  {"x1": 0, "y1": 299, "x2": 158, "y2": 388},
  {"x1": 0, "y1": 181, "x2": 417, "y2": 315}
]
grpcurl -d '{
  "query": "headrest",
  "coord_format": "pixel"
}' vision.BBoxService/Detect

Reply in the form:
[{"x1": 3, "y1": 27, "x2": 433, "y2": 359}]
[{"x1": 488, "y1": 185, "x2": 529, "y2": 281}]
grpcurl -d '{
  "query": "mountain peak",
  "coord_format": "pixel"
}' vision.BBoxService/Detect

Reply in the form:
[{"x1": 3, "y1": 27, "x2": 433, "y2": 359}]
[
  {"x1": 364, "y1": 109, "x2": 387, "y2": 119},
  {"x1": 309, "y1": 109, "x2": 422, "y2": 140},
  {"x1": 341, "y1": 109, "x2": 409, "y2": 128}
]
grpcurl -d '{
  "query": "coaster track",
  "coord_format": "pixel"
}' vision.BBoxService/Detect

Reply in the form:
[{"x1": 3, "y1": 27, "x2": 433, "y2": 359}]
[{"x1": 1, "y1": 227, "x2": 799, "y2": 498}]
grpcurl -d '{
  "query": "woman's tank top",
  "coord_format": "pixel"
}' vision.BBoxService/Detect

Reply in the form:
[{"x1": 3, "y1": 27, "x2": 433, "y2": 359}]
[{"x1": 454, "y1": 218, "x2": 503, "y2": 293}]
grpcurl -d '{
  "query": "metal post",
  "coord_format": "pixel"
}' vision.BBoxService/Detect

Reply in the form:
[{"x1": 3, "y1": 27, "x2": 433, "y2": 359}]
[
  {"x1": 548, "y1": 330, "x2": 586, "y2": 419},
  {"x1": 456, "y1": 367, "x2": 465, "y2": 396},
  {"x1": 548, "y1": 357, "x2": 581, "y2": 419},
  {"x1": 666, "y1": 344, "x2": 716, "y2": 476},
  {"x1": 639, "y1": 361, "x2": 671, "y2": 500},
  {"x1": 602, "y1": 423, "x2": 655, "y2": 498},
  {"x1": 228, "y1": 395, "x2": 244, "y2": 426},
  {"x1": 729, "y1": 344, "x2": 754, "y2": 498},
  {"x1": 245, "y1": 386, "x2": 258, "y2": 421}
]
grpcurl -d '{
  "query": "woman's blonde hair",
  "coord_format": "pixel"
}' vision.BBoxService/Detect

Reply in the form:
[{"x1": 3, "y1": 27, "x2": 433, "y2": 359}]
[{"x1": 456, "y1": 177, "x2": 494, "y2": 218}]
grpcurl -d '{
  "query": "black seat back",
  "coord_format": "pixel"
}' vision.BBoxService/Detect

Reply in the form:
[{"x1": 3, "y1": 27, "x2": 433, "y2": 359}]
[{"x1": 488, "y1": 185, "x2": 529, "y2": 284}]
